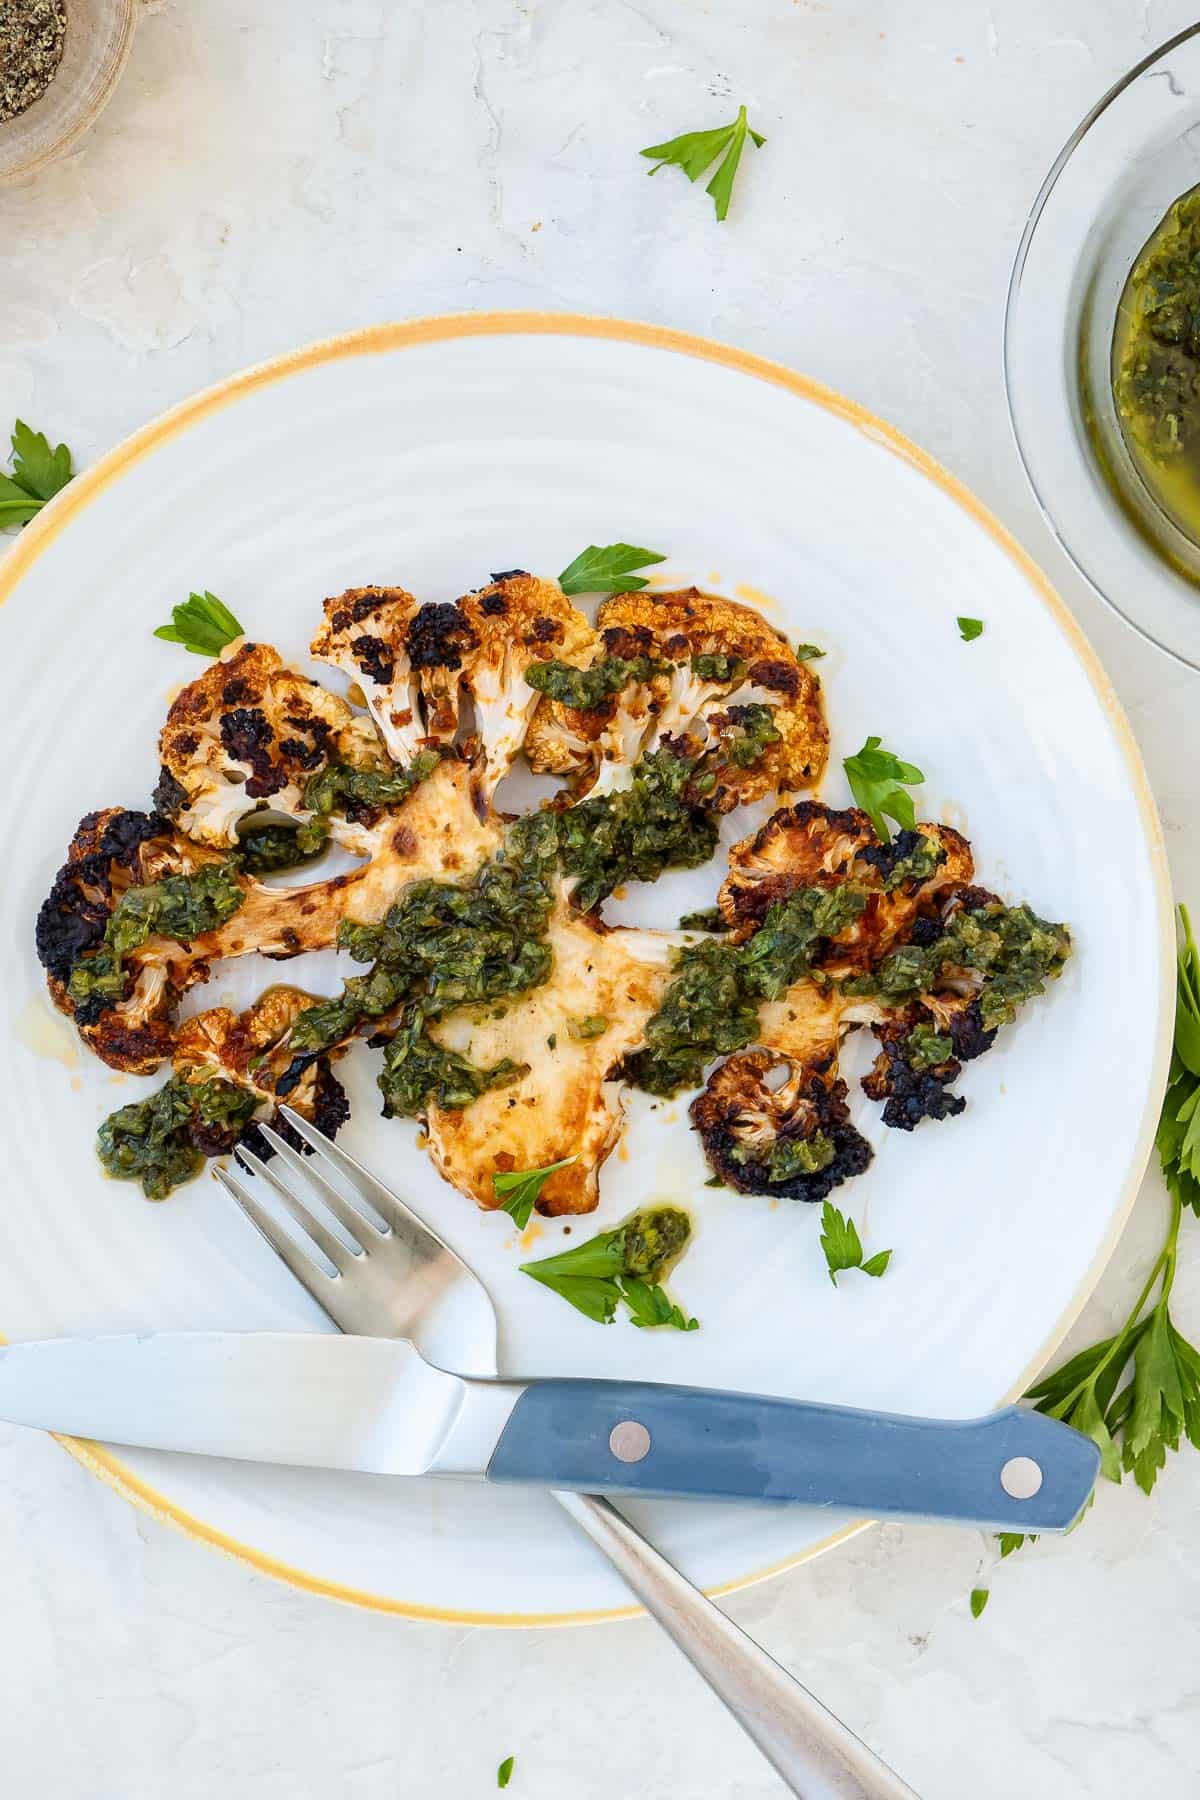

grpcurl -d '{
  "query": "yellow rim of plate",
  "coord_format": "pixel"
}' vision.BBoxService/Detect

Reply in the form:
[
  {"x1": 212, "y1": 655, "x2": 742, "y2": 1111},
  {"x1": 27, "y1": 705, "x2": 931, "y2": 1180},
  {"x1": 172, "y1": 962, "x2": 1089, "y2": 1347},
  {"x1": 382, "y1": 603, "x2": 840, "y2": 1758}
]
[{"x1": 0, "y1": 311, "x2": 1176, "y2": 1628}]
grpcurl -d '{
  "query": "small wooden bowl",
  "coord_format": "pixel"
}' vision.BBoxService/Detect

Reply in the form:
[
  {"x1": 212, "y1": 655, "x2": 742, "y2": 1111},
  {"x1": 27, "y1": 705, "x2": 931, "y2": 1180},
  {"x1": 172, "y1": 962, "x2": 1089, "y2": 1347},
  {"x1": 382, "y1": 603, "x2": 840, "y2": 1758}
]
[{"x1": 0, "y1": 0, "x2": 139, "y2": 185}]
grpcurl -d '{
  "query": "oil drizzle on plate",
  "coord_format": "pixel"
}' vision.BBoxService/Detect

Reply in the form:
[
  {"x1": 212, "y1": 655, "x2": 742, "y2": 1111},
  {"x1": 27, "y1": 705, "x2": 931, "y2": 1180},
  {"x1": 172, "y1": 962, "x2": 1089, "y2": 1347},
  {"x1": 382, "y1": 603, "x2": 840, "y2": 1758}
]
[
  {"x1": 15, "y1": 993, "x2": 78, "y2": 1069},
  {"x1": 734, "y1": 581, "x2": 780, "y2": 616}
]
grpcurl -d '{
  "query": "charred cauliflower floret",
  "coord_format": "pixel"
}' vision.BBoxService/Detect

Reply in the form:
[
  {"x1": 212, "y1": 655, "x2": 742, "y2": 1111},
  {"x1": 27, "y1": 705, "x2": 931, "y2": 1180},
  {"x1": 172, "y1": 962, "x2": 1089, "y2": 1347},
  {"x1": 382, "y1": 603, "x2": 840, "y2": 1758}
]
[
  {"x1": 719, "y1": 800, "x2": 973, "y2": 973},
  {"x1": 35, "y1": 806, "x2": 229, "y2": 1072},
  {"x1": 41, "y1": 748, "x2": 498, "y2": 1076},
  {"x1": 522, "y1": 618, "x2": 654, "y2": 789},
  {"x1": 524, "y1": 588, "x2": 827, "y2": 804},
  {"x1": 158, "y1": 639, "x2": 382, "y2": 852},
  {"x1": 859, "y1": 999, "x2": 993, "y2": 1131},
  {"x1": 96, "y1": 986, "x2": 352, "y2": 1201},
  {"x1": 313, "y1": 575, "x2": 593, "y2": 796},
  {"x1": 602, "y1": 589, "x2": 827, "y2": 795},
  {"x1": 310, "y1": 586, "x2": 429, "y2": 763},
  {"x1": 847, "y1": 888, "x2": 1071, "y2": 1128},
  {"x1": 174, "y1": 984, "x2": 352, "y2": 1159},
  {"x1": 452, "y1": 573, "x2": 597, "y2": 794},
  {"x1": 691, "y1": 1048, "x2": 872, "y2": 1202}
]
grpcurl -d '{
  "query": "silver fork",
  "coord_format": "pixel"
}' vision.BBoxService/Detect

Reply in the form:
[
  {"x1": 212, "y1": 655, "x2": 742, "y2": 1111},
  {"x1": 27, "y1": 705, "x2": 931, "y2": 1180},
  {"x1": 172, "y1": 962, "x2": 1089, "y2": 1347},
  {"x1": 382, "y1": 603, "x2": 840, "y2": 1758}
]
[{"x1": 217, "y1": 1109, "x2": 917, "y2": 1800}]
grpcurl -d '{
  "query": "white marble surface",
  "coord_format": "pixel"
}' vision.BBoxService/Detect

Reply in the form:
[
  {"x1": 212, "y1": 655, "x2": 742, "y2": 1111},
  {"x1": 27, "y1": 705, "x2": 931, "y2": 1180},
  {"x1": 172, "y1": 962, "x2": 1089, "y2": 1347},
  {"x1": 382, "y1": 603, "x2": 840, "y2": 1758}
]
[{"x1": 3, "y1": 1, "x2": 1200, "y2": 1794}]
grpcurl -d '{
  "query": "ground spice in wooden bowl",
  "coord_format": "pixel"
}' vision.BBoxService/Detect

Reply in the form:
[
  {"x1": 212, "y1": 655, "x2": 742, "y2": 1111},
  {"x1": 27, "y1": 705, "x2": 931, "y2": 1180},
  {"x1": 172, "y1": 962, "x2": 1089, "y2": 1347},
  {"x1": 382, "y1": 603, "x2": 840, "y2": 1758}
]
[{"x1": 0, "y1": 0, "x2": 68, "y2": 125}]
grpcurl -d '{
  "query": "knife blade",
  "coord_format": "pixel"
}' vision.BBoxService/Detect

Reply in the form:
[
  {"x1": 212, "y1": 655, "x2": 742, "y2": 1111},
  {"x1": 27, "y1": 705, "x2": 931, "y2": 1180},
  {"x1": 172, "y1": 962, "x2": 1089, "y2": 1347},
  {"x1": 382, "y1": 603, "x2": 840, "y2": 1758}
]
[
  {"x1": 0, "y1": 1331, "x2": 1101, "y2": 1529},
  {"x1": 0, "y1": 1331, "x2": 517, "y2": 1475}
]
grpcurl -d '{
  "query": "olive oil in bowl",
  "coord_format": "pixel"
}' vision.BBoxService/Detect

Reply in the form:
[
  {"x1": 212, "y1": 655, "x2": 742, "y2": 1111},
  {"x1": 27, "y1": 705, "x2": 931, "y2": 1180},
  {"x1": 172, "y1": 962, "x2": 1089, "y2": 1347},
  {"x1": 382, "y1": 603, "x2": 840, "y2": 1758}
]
[{"x1": 1110, "y1": 183, "x2": 1200, "y2": 553}]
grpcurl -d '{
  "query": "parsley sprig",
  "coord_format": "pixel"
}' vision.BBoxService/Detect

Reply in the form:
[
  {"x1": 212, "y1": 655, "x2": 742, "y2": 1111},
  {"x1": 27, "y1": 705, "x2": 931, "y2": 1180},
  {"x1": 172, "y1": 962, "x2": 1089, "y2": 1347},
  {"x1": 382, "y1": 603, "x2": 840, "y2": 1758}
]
[
  {"x1": 1003, "y1": 905, "x2": 1200, "y2": 1551},
  {"x1": 154, "y1": 591, "x2": 246, "y2": 657},
  {"x1": 640, "y1": 105, "x2": 766, "y2": 222},
  {"x1": 0, "y1": 420, "x2": 73, "y2": 528},
  {"x1": 843, "y1": 735, "x2": 925, "y2": 845},
  {"x1": 957, "y1": 616, "x2": 984, "y2": 642},
  {"x1": 558, "y1": 543, "x2": 665, "y2": 597},
  {"x1": 493, "y1": 1156, "x2": 578, "y2": 1230},
  {"x1": 819, "y1": 1202, "x2": 891, "y2": 1286}
]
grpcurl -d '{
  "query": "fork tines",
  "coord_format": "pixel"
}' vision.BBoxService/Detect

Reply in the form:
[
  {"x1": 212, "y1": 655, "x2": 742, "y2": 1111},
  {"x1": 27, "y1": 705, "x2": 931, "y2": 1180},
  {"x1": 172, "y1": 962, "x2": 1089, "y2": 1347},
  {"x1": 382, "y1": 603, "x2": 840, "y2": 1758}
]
[{"x1": 216, "y1": 1107, "x2": 403, "y2": 1285}]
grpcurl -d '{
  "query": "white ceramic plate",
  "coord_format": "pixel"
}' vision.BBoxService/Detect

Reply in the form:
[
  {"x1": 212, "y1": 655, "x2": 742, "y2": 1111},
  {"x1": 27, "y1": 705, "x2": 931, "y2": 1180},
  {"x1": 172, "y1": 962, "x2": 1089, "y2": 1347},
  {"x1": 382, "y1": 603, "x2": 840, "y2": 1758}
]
[{"x1": 0, "y1": 316, "x2": 1174, "y2": 1625}]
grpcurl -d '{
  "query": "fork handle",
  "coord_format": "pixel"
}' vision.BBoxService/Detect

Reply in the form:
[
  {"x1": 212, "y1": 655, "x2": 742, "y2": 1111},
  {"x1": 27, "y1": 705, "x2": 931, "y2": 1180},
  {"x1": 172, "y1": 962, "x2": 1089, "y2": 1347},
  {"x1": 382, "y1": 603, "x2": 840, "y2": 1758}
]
[{"x1": 553, "y1": 1490, "x2": 917, "y2": 1799}]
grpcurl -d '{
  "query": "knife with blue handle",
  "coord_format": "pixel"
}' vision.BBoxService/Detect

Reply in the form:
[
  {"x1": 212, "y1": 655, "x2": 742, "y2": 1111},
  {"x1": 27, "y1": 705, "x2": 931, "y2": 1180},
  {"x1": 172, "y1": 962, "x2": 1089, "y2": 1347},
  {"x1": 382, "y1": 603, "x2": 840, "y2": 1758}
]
[{"x1": 0, "y1": 1331, "x2": 1098, "y2": 1530}]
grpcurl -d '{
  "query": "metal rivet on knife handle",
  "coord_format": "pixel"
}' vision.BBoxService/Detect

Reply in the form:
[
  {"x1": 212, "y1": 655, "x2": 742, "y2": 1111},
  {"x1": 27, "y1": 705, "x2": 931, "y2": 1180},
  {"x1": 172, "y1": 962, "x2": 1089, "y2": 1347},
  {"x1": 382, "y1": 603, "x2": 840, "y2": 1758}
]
[
  {"x1": 609, "y1": 1420, "x2": 651, "y2": 1463},
  {"x1": 1000, "y1": 1454, "x2": 1044, "y2": 1499}
]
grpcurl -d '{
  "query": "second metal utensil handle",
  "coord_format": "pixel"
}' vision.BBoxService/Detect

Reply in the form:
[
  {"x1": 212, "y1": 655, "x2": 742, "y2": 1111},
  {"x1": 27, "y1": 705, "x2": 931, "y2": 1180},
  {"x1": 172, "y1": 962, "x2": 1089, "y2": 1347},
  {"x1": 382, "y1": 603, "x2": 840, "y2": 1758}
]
[{"x1": 553, "y1": 1490, "x2": 918, "y2": 1800}]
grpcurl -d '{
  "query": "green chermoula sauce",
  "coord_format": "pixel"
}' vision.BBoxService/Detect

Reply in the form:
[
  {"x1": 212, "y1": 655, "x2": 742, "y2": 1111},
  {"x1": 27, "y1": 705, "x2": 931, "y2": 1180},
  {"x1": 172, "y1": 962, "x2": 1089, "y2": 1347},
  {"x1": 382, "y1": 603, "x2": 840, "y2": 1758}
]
[
  {"x1": 1111, "y1": 184, "x2": 1200, "y2": 542},
  {"x1": 97, "y1": 1075, "x2": 258, "y2": 1201},
  {"x1": 288, "y1": 737, "x2": 747, "y2": 1116},
  {"x1": 629, "y1": 895, "x2": 1070, "y2": 1099}
]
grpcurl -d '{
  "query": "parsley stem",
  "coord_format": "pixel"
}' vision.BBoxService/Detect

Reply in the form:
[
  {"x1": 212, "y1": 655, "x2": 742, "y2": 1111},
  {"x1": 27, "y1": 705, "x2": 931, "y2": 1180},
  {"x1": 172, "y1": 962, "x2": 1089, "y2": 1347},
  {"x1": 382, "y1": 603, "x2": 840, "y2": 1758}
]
[
  {"x1": 1178, "y1": 905, "x2": 1199, "y2": 1007},
  {"x1": 1158, "y1": 1184, "x2": 1184, "y2": 1309}
]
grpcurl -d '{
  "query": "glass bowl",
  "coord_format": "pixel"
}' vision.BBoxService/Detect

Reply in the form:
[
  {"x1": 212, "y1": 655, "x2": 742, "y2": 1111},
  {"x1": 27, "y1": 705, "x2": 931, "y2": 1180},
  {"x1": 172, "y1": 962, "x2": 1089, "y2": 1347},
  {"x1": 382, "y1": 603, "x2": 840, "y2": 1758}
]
[
  {"x1": 0, "y1": 0, "x2": 138, "y2": 185},
  {"x1": 1005, "y1": 23, "x2": 1200, "y2": 671}
]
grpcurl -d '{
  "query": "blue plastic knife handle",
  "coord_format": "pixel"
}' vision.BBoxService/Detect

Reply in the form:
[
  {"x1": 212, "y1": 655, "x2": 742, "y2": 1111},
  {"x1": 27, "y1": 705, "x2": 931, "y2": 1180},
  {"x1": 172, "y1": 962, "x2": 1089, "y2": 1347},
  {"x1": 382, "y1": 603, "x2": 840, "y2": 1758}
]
[{"x1": 485, "y1": 1382, "x2": 1100, "y2": 1530}]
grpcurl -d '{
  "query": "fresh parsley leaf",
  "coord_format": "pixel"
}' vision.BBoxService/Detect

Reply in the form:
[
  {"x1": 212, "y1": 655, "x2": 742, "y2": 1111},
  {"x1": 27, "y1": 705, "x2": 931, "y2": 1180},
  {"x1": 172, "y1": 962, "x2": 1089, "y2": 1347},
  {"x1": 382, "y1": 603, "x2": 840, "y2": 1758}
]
[
  {"x1": 969, "y1": 1587, "x2": 989, "y2": 1619},
  {"x1": 521, "y1": 1271, "x2": 623, "y2": 1325},
  {"x1": 640, "y1": 104, "x2": 766, "y2": 222},
  {"x1": 154, "y1": 591, "x2": 245, "y2": 657},
  {"x1": 558, "y1": 543, "x2": 666, "y2": 597},
  {"x1": 521, "y1": 1231, "x2": 626, "y2": 1280},
  {"x1": 794, "y1": 642, "x2": 826, "y2": 661},
  {"x1": 620, "y1": 1276, "x2": 699, "y2": 1331},
  {"x1": 820, "y1": 1202, "x2": 863, "y2": 1285},
  {"x1": 1122, "y1": 1305, "x2": 1194, "y2": 1493},
  {"x1": 957, "y1": 617, "x2": 984, "y2": 642},
  {"x1": 1, "y1": 420, "x2": 73, "y2": 527},
  {"x1": 10, "y1": 419, "x2": 73, "y2": 501},
  {"x1": 997, "y1": 1532, "x2": 1032, "y2": 1558},
  {"x1": 497, "y1": 1755, "x2": 515, "y2": 1789},
  {"x1": 520, "y1": 1217, "x2": 697, "y2": 1329},
  {"x1": 843, "y1": 735, "x2": 925, "y2": 845},
  {"x1": 493, "y1": 1156, "x2": 578, "y2": 1230},
  {"x1": 819, "y1": 1201, "x2": 891, "y2": 1287},
  {"x1": 0, "y1": 475, "x2": 43, "y2": 528}
]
